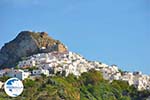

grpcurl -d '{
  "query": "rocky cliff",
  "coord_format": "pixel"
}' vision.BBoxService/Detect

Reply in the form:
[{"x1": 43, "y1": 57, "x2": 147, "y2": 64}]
[{"x1": 0, "y1": 31, "x2": 67, "y2": 68}]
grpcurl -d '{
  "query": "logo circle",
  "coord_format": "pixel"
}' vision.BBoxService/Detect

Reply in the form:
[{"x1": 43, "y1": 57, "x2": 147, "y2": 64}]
[{"x1": 4, "y1": 78, "x2": 24, "y2": 97}]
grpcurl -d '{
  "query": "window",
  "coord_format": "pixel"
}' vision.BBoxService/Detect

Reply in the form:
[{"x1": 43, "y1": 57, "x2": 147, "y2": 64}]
[{"x1": 14, "y1": 74, "x2": 16, "y2": 77}]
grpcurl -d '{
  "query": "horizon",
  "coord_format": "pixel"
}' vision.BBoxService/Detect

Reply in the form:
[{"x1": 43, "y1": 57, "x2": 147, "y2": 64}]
[{"x1": 0, "y1": 0, "x2": 149, "y2": 74}]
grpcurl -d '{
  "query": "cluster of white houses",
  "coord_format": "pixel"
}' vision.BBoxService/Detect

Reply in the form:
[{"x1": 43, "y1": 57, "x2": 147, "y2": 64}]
[
  {"x1": 98, "y1": 65, "x2": 150, "y2": 91},
  {"x1": 0, "y1": 51, "x2": 150, "y2": 91}
]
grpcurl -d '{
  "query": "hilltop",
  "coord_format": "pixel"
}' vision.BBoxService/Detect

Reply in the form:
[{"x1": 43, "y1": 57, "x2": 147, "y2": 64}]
[{"x1": 0, "y1": 31, "x2": 67, "y2": 68}]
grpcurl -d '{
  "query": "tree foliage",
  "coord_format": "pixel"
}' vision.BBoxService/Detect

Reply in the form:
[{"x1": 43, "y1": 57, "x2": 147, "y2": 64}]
[{"x1": 0, "y1": 70, "x2": 150, "y2": 100}]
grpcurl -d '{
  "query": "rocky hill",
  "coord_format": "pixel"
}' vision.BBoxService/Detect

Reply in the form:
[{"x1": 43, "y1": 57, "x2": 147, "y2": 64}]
[
  {"x1": 0, "y1": 31, "x2": 150, "y2": 100},
  {"x1": 0, "y1": 31, "x2": 67, "y2": 68}
]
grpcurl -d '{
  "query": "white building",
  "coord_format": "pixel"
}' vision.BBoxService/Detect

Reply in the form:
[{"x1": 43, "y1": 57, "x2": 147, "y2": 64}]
[
  {"x1": 32, "y1": 68, "x2": 49, "y2": 76},
  {"x1": 15, "y1": 51, "x2": 150, "y2": 91},
  {"x1": 6, "y1": 69, "x2": 31, "y2": 80},
  {"x1": 112, "y1": 72, "x2": 121, "y2": 80},
  {"x1": 0, "y1": 70, "x2": 6, "y2": 77},
  {"x1": 18, "y1": 60, "x2": 36, "y2": 68}
]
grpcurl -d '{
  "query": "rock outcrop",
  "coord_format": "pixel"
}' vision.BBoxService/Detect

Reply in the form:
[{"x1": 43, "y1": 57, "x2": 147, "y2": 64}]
[{"x1": 0, "y1": 31, "x2": 67, "y2": 68}]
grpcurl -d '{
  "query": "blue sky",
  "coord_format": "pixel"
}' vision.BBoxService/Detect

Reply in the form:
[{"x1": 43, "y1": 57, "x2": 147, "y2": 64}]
[{"x1": 0, "y1": 0, "x2": 150, "y2": 74}]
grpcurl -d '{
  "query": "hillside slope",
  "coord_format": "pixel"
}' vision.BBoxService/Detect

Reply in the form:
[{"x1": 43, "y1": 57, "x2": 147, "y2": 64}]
[{"x1": 0, "y1": 70, "x2": 150, "y2": 100}]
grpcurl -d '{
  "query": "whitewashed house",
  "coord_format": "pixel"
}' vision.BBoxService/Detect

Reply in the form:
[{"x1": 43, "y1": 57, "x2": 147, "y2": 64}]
[
  {"x1": 113, "y1": 72, "x2": 121, "y2": 80},
  {"x1": 0, "y1": 70, "x2": 6, "y2": 77},
  {"x1": 41, "y1": 69, "x2": 49, "y2": 76},
  {"x1": 32, "y1": 68, "x2": 49, "y2": 76},
  {"x1": 100, "y1": 63, "x2": 108, "y2": 68},
  {"x1": 32, "y1": 69, "x2": 41, "y2": 76},
  {"x1": 77, "y1": 64, "x2": 87, "y2": 74},
  {"x1": 18, "y1": 60, "x2": 36, "y2": 68},
  {"x1": 6, "y1": 69, "x2": 31, "y2": 80}
]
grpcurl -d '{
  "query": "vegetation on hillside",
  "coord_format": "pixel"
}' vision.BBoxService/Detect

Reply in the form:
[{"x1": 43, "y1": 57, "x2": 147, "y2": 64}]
[{"x1": 0, "y1": 70, "x2": 150, "y2": 100}]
